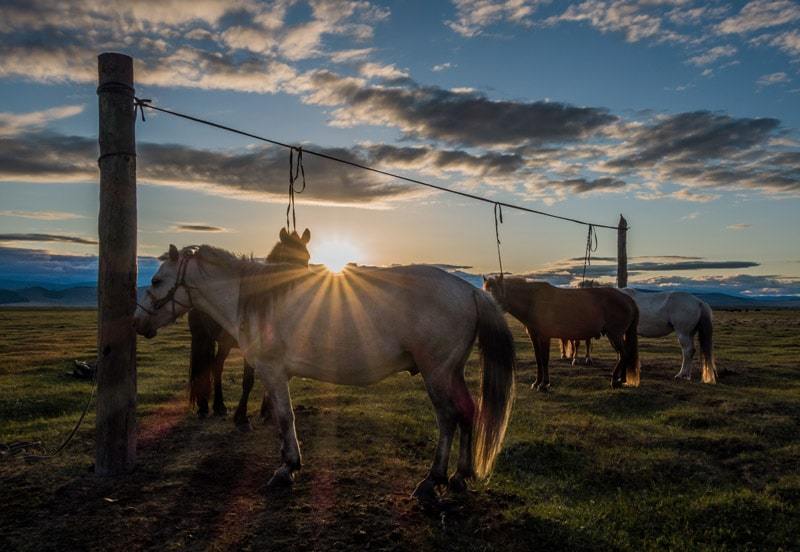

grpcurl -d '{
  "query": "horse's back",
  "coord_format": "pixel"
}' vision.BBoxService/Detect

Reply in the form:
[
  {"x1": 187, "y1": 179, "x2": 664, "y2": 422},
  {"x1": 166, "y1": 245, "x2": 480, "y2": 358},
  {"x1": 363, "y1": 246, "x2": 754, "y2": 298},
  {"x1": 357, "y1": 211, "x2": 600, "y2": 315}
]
[
  {"x1": 623, "y1": 289, "x2": 704, "y2": 337},
  {"x1": 271, "y1": 265, "x2": 481, "y2": 385}
]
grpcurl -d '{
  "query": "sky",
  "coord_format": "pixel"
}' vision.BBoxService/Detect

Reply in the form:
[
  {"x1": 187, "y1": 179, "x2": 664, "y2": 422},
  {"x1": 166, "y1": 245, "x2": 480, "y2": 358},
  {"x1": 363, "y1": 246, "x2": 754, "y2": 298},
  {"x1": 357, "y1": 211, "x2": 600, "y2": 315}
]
[{"x1": 0, "y1": 0, "x2": 798, "y2": 296}]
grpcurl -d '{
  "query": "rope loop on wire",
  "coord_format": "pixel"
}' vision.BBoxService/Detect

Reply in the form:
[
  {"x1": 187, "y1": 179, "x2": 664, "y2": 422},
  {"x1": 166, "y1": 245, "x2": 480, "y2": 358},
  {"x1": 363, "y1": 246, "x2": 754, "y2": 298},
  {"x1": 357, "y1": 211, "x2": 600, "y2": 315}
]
[
  {"x1": 493, "y1": 203, "x2": 505, "y2": 286},
  {"x1": 581, "y1": 224, "x2": 598, "y2": 286},
  {"x1": 286, "y1": 146, "x2": 307, "y2": 233}
]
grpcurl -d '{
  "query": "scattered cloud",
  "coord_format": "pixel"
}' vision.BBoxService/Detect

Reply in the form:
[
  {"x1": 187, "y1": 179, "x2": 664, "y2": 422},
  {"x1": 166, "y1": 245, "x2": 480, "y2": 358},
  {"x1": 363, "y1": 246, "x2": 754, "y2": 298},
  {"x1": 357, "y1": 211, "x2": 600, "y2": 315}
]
[
  {"x1": 715, "y1": 0, "x2": 800, "y2": 35},
  {"x1": 757, "y1": 71, "x2": 790, "y2": 87},
  {"x1": 727, "y1": 223, "x2": 752, "y2": 230},
  {"x1": 687, "y1": 45, "x2": 737, "y2": 66},
  {"x1": 446, "y1": 0, "x2": 545, "y2": 37},
  {"x1": 0, "y1": 210, "x2": 85, "y2": 221},
  {"x1": 431, "y1": 62, "x2": 455, "y2": 72},
  {"x1": 0, "y1": 233, "x2": 97, "y2": 245},
  {"x1": 359, "y1": 62, "x2": 409, "y2": 80},
  {"x1": 172, "y1": 223, "x2": 229, "y2": 233},
  {"x1": 0, "y1": 105, "x2": 84, "y2": 136}
]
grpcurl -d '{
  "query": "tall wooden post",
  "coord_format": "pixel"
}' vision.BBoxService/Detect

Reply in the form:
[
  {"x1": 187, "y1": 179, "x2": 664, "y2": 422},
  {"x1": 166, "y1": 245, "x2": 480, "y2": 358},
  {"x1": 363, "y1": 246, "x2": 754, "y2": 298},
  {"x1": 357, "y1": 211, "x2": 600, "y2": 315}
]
[
  {"x1": 96, "y1": 53, "x2": 137, "y2": 476},
  {"x1": 617, "y1": 214, "x2": 628, "y2": 289}
]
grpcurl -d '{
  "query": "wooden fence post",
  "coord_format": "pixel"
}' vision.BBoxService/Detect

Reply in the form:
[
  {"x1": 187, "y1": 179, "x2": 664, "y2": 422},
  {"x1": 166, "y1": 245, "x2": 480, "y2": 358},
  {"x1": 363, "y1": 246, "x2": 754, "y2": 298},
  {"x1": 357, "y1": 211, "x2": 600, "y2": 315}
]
[
  {"x1": 617, "y1": 214, "x2": 628, "y2": 289},
  {"x1": 96, "y1": 53, "x2": 138, "y2": 476}
]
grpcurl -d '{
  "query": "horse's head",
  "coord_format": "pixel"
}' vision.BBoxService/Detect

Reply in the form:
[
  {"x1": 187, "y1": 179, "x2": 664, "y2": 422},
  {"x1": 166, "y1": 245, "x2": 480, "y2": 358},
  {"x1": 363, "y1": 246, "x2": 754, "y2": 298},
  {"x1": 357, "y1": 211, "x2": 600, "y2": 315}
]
[
  {"x1": 482, "y1": 275, "x2": 506, "y2": 306},
  {"x1": 134, "y1": 244, "x2": 196, "y2": 339},
  {"x1": 267, "y1": 227, "x2": 311, "y2": 267}
]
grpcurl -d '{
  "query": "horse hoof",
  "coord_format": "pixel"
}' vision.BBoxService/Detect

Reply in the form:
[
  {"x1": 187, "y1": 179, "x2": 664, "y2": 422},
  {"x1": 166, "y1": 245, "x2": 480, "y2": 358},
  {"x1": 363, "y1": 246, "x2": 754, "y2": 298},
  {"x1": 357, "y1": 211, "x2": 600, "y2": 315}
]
[
  {"x1": 412, "y1": 479, "x2": 439, "y2": 504},
  {"x1": 673, "y1": 374, "x2": 691, "y2": 382},
  {"x1": 213, "y1": 406, "x2": 228, "y2": 417},
  {"x1": 447, "y1": 475, "x2": 469, "y2": 494},
  {"x1": 197, "y1": 410, "x2": 209, "y2": 420},
  {"x1": 536, "y1": 383, "x2": 550, "y2": 393},
  {"x1": 611, "y1": 378, "x2": 623, "y2": 389},
  {"x1": 267, "y1": 468, "x2": 294, "y2": 489},
  {"x1": 585, "y1": 359, "x2": 593, "y2": 366}
]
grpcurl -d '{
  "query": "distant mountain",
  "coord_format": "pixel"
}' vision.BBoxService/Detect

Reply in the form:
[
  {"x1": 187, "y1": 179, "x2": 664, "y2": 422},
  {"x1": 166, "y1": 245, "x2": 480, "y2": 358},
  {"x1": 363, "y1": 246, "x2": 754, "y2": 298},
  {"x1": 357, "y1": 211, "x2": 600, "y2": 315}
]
[
  {"x1": 0, "y1": 286, "x2": 97, "y2": 307},
  {"x1": 1, "y1": 281, "x2": 798, "y2": 309}
]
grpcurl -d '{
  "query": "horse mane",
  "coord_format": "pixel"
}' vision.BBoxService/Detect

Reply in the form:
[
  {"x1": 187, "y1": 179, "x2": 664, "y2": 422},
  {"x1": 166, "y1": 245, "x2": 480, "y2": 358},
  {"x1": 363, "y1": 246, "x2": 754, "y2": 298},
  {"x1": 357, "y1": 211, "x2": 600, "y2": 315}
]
[{"x1": 187, "y1": 244, "x2": 310, "y2": 327}]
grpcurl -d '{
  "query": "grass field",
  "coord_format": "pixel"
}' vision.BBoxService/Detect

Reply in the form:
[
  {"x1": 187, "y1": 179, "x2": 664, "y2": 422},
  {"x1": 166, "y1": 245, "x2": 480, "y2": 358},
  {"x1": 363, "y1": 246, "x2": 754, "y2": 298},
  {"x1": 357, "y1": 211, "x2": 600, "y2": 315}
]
[{"x1": 1, "y1": 308, "x2": 799, "y2": 551}]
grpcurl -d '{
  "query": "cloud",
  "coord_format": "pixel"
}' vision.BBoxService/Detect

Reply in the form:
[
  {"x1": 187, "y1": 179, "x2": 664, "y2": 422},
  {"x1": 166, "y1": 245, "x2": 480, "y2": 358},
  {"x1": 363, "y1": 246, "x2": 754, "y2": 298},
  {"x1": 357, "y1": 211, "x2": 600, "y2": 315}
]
[
  {"x1": 687, "y1": 45, "x2": 737, "y2": 66},
  {"x1": 431, "y1": 62, "x2": 455, "y2": 72},
  {"x1": 715, "y1": 0, "x2": 800, "y2": 34},
  {"x1": 0, "y1": 105, "x2": 84, "y2": 136},
  {"x1": 757, "y1": 72, "x2": 790, "y2": 87},
  {"x1": 297, "y1": 70, "x2": 618, "y2": 147},
  {"x1": 359, "y1": 62, "x2": 409, "y2": 80},
  {"x1": 446, "y1": 0, "x2": 545, "y2": 37},
  {"x1": 727, "y1": 223, "x2": 752, "y2": 230},
  {"x1": 545, "y1": 1, "x2": 689, "y2": 44},
  {"x1": 172, "y1": 223, "x2": 229, "y2": 233},
  {"x1": 0, "y1": 210, "x2": 85, "y2": 221},
  {"x1": 0, "y1": 233, "x2": 97, "y2": 245},
  {"x1": 765, "y1": 29, "x2": 800, "y2": 58}
]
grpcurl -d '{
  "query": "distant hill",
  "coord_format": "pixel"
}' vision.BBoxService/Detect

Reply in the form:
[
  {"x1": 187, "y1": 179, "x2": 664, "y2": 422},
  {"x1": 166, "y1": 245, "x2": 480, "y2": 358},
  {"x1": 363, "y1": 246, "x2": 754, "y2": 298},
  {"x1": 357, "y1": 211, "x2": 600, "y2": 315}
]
[{"x1": 1, "y1": 281, "x2": 798, "y2": 309}]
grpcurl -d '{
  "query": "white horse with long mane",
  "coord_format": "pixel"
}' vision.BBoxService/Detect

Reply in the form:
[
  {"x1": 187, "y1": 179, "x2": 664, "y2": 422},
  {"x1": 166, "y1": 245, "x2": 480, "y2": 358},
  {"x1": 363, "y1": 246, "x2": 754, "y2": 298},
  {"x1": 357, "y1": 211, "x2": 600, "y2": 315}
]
[
  {"x1": 620, "y1": 288, "x2": 717, "y2": 383},
  {"x1": 134, "y1": 241, "x2": 516, "y2": 501}
]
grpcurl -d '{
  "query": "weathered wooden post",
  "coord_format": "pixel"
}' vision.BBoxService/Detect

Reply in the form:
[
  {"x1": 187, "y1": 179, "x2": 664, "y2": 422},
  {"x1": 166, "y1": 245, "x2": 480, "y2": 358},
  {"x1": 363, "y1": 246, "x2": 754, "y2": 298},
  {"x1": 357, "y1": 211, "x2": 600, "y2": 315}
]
[
  {"x1": 617, "y1": 214, "x2": 628, "y2": 289},
  {"x1": 96, "y1": 53, "x2": 138, "y2": 475}
]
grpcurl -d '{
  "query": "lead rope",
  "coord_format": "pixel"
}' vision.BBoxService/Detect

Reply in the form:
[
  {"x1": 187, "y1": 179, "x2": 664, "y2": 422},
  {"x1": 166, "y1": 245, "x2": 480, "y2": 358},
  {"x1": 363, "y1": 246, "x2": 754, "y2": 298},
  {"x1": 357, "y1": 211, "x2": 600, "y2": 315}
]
[
  {"x1": 286, "y1": 147, "x2": 307, "y2": 233},
  {"x1": 581, "y1": 224, "x2": 598, "y2": 286},
  {"x1": 494, "y1": 203, "x2": 505, "y2": 290}
]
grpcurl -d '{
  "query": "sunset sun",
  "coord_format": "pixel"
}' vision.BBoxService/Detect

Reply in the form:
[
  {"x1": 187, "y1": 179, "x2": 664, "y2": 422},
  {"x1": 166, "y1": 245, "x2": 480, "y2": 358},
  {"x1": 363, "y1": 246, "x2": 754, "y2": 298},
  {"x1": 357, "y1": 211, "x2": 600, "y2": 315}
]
[{"x1": 311, "y1": 239, "x2": 363, "y2": 273}]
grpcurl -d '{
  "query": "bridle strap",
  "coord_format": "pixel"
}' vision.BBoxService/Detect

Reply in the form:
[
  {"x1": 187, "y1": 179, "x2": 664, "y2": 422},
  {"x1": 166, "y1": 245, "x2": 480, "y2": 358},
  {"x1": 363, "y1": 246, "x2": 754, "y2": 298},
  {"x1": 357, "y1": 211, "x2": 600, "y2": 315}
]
[{"x1": 136, "y1": 255, "x2": 197, "y2": 319}]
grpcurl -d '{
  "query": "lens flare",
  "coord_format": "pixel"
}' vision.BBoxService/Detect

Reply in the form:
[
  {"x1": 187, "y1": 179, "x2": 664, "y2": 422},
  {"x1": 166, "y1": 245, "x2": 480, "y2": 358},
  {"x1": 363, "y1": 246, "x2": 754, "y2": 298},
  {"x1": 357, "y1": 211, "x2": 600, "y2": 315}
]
[{"x1": 311, "y1": 239, "x2": 363, "y2": 273}]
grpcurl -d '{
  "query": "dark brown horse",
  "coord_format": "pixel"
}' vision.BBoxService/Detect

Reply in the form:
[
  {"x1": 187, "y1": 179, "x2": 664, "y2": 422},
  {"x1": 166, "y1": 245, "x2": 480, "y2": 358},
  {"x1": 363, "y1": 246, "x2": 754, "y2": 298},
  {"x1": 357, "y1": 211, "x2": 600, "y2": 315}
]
[
  {"x1": 484, "y1": 277, "x2": 639, "y2": 390},
  {"x1": 188, "y1": 227, "x2": 311, "y2": 427}
]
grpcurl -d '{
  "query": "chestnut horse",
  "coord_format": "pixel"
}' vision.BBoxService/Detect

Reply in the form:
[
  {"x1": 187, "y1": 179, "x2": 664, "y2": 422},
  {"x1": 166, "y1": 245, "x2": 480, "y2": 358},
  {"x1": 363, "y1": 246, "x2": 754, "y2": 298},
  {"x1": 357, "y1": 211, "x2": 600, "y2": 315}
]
[
  {"x1": 188, "y1": 228, "x2": 311, "y2": 427},
  {"x1": 485, "y1": 277, "x2": 639, "y2": 390}
]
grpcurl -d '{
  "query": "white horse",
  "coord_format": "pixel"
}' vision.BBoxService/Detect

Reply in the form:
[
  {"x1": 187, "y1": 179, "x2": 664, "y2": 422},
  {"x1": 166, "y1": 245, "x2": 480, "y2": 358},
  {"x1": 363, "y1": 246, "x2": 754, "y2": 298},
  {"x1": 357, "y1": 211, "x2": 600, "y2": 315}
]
[
  {"x1": 620, "y1": 288, "x2": 717, "y2": 383},
  {"x1": 134, "y1": 243, "x2": 516, "y2": 501}
]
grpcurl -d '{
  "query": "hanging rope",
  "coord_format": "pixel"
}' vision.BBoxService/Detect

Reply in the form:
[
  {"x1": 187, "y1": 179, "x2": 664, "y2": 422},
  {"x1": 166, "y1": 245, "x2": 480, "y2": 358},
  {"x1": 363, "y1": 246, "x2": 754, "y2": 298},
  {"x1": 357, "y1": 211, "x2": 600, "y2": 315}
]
[
  {"x1": 286, "y1": 147, "x2": 307, "y2": 233},
  {"x1": 494, "y1": 203, "x2": 505, "y2": 283},
  {"x1": 581, "y1": 224, "x2": 598, "y2": 286}
]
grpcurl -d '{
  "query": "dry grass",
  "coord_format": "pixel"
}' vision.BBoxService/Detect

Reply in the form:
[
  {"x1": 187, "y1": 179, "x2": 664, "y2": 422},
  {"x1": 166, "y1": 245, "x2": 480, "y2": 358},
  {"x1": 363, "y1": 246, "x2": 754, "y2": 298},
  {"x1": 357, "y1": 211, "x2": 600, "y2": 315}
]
[{"x1": 1, "y1": 308, "x2": 799, "y2": 550}]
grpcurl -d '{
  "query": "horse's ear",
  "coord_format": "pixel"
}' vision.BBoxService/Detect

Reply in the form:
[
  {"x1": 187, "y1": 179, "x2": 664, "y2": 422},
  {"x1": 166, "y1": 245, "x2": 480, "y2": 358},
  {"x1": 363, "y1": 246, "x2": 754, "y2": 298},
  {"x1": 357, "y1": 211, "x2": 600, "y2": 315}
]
[
  {"x1": 279, "y1": 227, "x2": 289, "y2": 242},
  {"x1": 482, "y1": 275, "x2": 488, "y2": 283},
  {"x1": 301, "y1": 228, "x2": 311, "y2": 244},
  {"x1": 169, "y1": 244, "x2": 179, "y2": 262}
]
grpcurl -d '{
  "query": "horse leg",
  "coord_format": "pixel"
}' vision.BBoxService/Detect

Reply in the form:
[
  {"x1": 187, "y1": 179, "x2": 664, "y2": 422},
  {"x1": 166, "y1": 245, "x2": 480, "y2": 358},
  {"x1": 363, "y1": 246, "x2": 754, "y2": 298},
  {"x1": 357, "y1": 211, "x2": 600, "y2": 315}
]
[
  {"x1": 413, "y1": 374, "x2": 459, "y2": 502},
  {"x1": 608, "y1": 333, "x2": 626, "y2": 388},
  {"x1": 530, "y1": 334, "x2": 544, "y2": 389},
  {"x1": 559, "y1": 339, "x2": 568, "y2": 361},
  {"x1": 571, "y1": 339, "x2": 579, "y2": 366},
  {"x1": 263, "y1": 373, "x2": 302, "y2": 488},
  {"x1": 449, "y1": 376, "x2": 476, "y2": 494},
  {"x1": 212, "y1": 345, "x2": 229, "y2": 417},
  {"x1": 233, "y1": 361, "x2": 254, "y2": 430},
  {"x1": 534, "y1": 336, "x2": 551, "y2": 392},
  {"x1": 260, "y1": 390, "x2": 271, "y2": 421},
  {"x1": 585, "y1": 339, "x2": 593, "y2": 366},
  {"x1": 674, "y1": 332, "x2": 695, "y2": 381}
]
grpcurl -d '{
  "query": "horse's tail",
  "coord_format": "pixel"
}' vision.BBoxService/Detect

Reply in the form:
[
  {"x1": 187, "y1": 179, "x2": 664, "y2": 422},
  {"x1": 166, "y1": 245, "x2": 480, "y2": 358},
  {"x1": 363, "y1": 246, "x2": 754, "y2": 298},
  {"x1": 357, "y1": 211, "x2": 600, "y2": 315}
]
[
  {"x1": 472, "y1": 290, "x2": 516, "y2": 480},
  {"x1": 188, "y1": 310, "x2": 215, "y2": 408},
  {"x1": 624, "y1": 303, "x2": 641, "y2": 387},
  {"x1": 697, "y1": 302, "x2": 717, "y2": 384}
]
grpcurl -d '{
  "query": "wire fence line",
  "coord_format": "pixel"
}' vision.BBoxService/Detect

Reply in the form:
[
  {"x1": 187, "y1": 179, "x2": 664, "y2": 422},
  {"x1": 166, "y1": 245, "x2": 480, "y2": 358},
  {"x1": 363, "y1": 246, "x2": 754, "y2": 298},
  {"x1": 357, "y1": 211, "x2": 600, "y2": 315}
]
[{"x1": 132, "y1": 98, "x2": 622, "y2": 231}]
